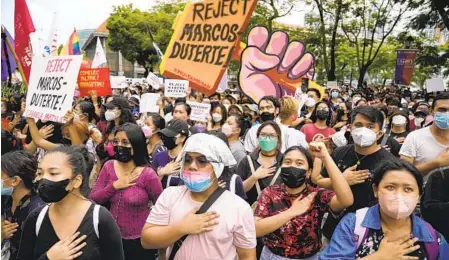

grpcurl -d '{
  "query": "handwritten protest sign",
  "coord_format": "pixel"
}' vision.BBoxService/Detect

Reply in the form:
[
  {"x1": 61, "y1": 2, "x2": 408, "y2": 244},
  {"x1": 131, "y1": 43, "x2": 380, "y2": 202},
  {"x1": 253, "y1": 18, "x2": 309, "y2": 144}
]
[
  {"x1": 160, "y1": 0, "x2": 258, "y2": 96},
  {"x1": 327, "y1": 81, "x2": 337, "y2": 90},
  {"x1": 25, "y1": 55, "x2": 83, "y2": 123},
  {"x1": 426, "y1": 78, "x2": 445, "y2": 93},
  {"x1": 188, "y1": 101, "x2": 211, "y2": 122},
  {"x1": 140, "y1": 93, "x2": 160, "y2": 113},
  {"x1": 165, "y1": 79, "x2": 188, "y2": 98},
  {"x1": 147, "y1": 72, "x2": 161, "y2": 90},
  {"x1": 111, "y1": 76, "x2": 127, "y2": 89},
  {"x1": 77, "y1": 68, "x2": 112, "y2": 97}
]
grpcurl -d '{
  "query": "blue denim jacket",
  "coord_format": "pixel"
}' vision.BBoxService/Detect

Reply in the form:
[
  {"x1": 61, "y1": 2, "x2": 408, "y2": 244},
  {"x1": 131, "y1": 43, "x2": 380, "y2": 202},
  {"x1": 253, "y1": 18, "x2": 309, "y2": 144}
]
[{"x1": 319, "y1": 204, "x2": 449, "y2": 259}]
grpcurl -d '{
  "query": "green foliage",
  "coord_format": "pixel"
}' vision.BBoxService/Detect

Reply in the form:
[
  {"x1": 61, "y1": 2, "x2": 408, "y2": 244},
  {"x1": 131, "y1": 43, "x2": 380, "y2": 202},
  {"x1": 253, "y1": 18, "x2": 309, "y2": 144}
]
[{"x1": 409, "y1": 0, "x2": 449, "y2": 31}]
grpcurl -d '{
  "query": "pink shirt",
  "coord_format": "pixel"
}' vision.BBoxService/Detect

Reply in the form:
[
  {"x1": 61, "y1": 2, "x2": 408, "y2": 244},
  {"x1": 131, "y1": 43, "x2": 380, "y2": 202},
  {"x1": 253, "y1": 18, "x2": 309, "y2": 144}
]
[
  {"x1": 146, "y1": 186, "x2": 256, "y2": 260},
  {"x1": 300, "y1": 123, "x2": 336, "y2": 143}
]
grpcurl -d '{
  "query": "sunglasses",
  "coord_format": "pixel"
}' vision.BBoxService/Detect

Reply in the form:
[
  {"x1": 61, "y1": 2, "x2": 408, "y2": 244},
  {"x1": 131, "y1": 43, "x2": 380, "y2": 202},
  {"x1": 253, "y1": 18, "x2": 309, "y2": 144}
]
[{"x1": 184, "y1": 155, "x2": 215, "y2": 168}]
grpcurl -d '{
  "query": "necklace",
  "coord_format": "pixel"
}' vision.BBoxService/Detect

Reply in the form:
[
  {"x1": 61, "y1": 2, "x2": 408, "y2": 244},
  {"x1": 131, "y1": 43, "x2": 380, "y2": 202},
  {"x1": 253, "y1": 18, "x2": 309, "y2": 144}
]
[{"x1": 355, "y1": 152, "x2": 369, "y2": 166}]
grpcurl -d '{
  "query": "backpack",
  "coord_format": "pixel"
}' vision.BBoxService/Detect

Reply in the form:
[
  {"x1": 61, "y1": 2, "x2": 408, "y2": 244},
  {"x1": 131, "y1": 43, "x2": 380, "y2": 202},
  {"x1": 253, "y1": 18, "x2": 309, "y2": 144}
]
[
  {"x1": 35, "y1": 204, "x2": 101, "y2": 238},
  {"x1": 354, "y1": 207, "x2": 441, "y2": 260}
]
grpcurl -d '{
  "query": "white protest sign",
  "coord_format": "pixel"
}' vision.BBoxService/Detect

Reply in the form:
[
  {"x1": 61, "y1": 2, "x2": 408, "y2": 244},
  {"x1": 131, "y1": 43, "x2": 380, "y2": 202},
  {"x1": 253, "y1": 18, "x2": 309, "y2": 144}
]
[
  {"x1": 188, "y1": 101, "x2": 211, "y2": 122},
  {"x1": 140, "y1": 93, "x2": 160, "y2": 113},
  {"x1": 327, "y1": 81, "x2": 338, "y2": 90},
  {"x1": 25, "y1": 55, "x2": 83, "y2": 123},
  {"x1": 426, "y1": 78, "x2": 445, "y2": 93},
  {"x1": 293, "y1": 87, "x2": 308, "y2": 113},
  {"x1": 147, "y1": 72, "x2": 161, "y2": 90},
  {"x1": 111, "y1": 76, "x2": 127, "y2": 89},
  {"x1": 165, "y1": 79, "x2": 188, "y2": 98},
  {"x1": 217, "y1": 70, "x2": 228, "y2": 93}
]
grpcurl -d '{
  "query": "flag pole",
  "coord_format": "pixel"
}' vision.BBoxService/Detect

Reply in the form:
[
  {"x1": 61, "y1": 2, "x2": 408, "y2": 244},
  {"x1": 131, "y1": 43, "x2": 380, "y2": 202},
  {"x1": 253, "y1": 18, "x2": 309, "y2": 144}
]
[{"x1": 1, "y1": 26, "x2": 28, "y2": 87}]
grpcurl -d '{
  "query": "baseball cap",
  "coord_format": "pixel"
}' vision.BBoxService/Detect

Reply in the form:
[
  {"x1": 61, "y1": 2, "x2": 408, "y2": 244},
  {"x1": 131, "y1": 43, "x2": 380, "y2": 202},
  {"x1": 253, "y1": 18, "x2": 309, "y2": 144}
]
[
  {"x1": 104, "y1": 96, "x2": 130, "y2": 110},
  {"x1": 243, "y1": 104, "x2": 258, "y2": 113},
  {"x1": 159, "y1": 119, "x2": 189, "y2": 138}
]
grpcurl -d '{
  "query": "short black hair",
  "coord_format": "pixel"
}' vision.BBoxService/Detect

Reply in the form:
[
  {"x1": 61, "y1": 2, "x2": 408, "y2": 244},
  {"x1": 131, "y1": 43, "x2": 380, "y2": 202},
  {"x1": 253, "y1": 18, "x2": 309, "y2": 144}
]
[
  {"x1": 386, "y1": 98, "x2": 401, "y2": 107},
  {"x1": 350, "y1": 106, "x2": 385, "y2": 129},
  {"x1": 307, "y1": 88, "x2": 321, "y2": 99},
  {"x1": 1, "y1": 150, "x2": 38, "y2": 190},
  {"x1": 373, "y1": 160, "x2": 423, "y2": 195},
  {"x1": 147, "y1": 113, "x2": 166, "y2": 130},
  {"x1": 282, "y1": 146, "x2": 313, "y2": 170},
  {"x1": 258, "y1": 96, "x2": 280, "y2": 109},
  {"x1": 174, "y1": 102, "x2": 192, "y2": 116},
  {"x1": 432, "y1": 91, "x2": 449, "y2": 110},
  {"x1": 209, "y1": 92, "x2": 220, "y2": 99},
  {"x1": 114, "y1": 123, "x2": 149, "y2": 167}
]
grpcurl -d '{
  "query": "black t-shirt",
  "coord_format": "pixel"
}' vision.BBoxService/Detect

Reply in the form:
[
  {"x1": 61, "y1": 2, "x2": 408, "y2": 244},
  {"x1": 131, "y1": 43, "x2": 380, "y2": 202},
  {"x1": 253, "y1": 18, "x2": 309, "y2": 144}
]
[
  {"x1": 321, "y1": 144, "x2": 397, "y2": 213},
  {"x1": 390, "y1": 131, "x2": 410, "y2": 139},
  {"x1": 17, "y1": 203, "x2": 124, "y2": 260}
]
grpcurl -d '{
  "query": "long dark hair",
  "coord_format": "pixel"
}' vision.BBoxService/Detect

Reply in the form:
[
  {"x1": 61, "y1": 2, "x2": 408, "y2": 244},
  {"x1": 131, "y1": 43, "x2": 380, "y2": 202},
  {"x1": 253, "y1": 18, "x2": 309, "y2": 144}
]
[
  {"x1": 228, "y1": 114, "x2": 251, "y2": 137},
  {"x1": 1, "y1": 150, "x2": 38, "y2": 191},
  {"x1": 114, "y1": 123, "x2": 149, "y2": 166},
  {"x1": 210, "y1": 102, "x2": 228, "y2": 126},
  {"x1": 310, "y1": 101, "x2": 332, "y2": 126},
  {"x1": 106, "y1": 108, "x2": 136, "y2": 134},
  {"x1": 78, "y1": 101, "x2": 100, "y2": 123}
]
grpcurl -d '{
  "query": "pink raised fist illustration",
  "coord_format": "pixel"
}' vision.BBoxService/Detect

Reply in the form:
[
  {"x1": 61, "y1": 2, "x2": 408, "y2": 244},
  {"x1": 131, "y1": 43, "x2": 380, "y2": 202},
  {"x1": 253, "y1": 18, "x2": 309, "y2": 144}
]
[{"x1": 239, "y1": 26, "x2": 315, "y2": 103}]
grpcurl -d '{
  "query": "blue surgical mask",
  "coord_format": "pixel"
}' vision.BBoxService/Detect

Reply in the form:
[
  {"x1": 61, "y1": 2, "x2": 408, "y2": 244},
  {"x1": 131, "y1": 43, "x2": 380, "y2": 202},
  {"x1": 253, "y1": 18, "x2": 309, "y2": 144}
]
[
  {"x1": 1, "y1": 178, "x2": 14, "y2": 196},
  {"x1": 343, "y1": 96, "x2": 349, "y2": 101},
  {"x1": 181, "y1": 170, "x2": 213, "y2": 193},
  {"x1": 434, "y1": 112, "x2": 449, "y2": 129},
  {"x1": 331, "y1": 92, "x2": 339, "y2": 98}
]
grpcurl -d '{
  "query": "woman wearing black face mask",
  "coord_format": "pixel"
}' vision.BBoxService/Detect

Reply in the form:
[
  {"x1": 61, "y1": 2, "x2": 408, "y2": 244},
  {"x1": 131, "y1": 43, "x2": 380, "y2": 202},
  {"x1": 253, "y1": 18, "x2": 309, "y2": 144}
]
[
  {"x1": 152, "y1": 119, "x2": 189, "y2": 189},
  {"x1": 90, "y1": 123, "x2": 163, "y2": 260},
  {"x1": 17, "y1": 146, "x2": 125, "y2": 260},
  {"x1": 300, "y1": 102, "x2": 336, "y2": 143},
  {"x1": 253, "y1": 144, "x2": 353, "y2": 260}
]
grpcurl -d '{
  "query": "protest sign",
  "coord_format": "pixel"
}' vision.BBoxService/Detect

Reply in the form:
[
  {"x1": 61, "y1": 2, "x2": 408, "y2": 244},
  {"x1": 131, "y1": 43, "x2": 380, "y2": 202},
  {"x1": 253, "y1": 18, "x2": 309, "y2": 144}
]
[
  {"x1": 147, "y1": 72, "x2": 161, "y2": 90},
  {"x1": 188, "y1": 101, "x2": 211, "y2": 122},
  {"x1": 327, "y1": 81, "x2": 337, "y2": 89},
  {"x1": 24, "y1": 55, "x2": 83, "y2": 123},
  {"x1": 160, "y1": 0, "x2": 258, "y2": 96},
  {"x1": 426, "y1": 78, "x2": 445, "y2": 93},
  {"x1": 111, "y1": 76, "x2": 127, "y2": 89},
  {"x1": 217, "y1": 70, "x2": 228, "y2": 93},
  {"x1": 77, "y1": 68, "x2": 112, "y2": 97},
  {"x1": 140, "y1": 93, "x2": 160, "y2": 113},
  {"x1": 165, "y1": 79, "x2": 188, "y2": 98},
  {"x1": 293, "y1": 87, "x2": 308, "y2": 113}
]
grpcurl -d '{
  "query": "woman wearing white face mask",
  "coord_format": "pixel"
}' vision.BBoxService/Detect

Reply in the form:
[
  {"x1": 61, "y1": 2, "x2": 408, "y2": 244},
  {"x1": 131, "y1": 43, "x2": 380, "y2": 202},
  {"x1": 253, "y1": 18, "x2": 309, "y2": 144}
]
[
  {"x1": 389, "y1": 110, "x2": 410, "y2": 145},
  {"x1": 208, "y1": 103, "x2": 228, "y2": 131},
  {"x1": 103, "y1": 96, "x2": 136, "y2": 135},
  {"x1": 320, "y1": 160, "x2": 449, "y2": 260}
]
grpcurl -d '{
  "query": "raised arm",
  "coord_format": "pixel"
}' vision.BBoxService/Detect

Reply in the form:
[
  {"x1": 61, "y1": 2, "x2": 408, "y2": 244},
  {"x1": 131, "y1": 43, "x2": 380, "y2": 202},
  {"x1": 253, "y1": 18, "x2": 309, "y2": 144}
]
[{"x1": 26, "y1": 117, "x2": 58, "y2": 151}]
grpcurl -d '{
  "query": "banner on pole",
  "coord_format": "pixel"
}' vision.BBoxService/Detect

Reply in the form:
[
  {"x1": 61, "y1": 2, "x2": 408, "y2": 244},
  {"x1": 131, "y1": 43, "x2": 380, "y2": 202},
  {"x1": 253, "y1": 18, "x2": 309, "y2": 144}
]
[
  {"x1": 394, "y1": 49, "x2": 419, "y2": 85},
  {"x1": 24, "y1": 55, "x2": 83, "y2": 122},
  {"x1": 77, "y1": 68, "x2": 112, "y2": 97},
  {"x1": 188, "y1": 101, "x2": 211, "y2": 122},
  {"x1": 165, "y1": 79, "x2": 188, "y2": 98}
]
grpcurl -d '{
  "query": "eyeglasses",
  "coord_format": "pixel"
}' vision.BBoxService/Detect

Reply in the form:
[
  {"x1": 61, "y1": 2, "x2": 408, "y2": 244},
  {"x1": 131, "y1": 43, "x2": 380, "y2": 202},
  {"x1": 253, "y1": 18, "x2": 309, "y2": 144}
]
[
  {"x1": 112, "y1": 139, "x2": 132, "y2": 147},
  {"x1": 184, "y1": 155, "x2": 215, "y2": 168},
  {"x1": 259, "y1": 133, "x2": 277, "y2": 140}
]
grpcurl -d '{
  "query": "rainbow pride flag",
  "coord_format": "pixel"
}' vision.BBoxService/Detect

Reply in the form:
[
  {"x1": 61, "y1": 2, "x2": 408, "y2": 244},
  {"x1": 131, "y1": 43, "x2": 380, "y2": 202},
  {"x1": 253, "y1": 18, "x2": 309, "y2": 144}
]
[{"x1": 60, "y1": 29, "x2": 80, "y2": 55}]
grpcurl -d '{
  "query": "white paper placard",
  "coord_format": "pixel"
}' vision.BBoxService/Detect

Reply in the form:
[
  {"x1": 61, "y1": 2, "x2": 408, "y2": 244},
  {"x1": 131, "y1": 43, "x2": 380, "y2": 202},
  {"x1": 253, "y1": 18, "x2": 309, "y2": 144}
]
[
  {"x1": 25, "y1": 55, "x2": 83, "y2": 123},
  {"x1": 188, "y1": 101, "x2": 211, "y2": 122},
  {"x1": 426, "y1": 78, "x2": 445, "y2": 93},
  {"x1": 140, "y1": 93, "x2": 160, "y2": 113},
  {"x1": 165, "y1": 79, "x2": 188, "y2": 98},
  {"x1": 111, "y1": 76, "x2": 127, "y2": 89},
  {"x1": 327, "y1": 81, "x2": 338, "y2": 89},
  {"x1": 147, "y1": 72, "x2": 161, "y2": 90}
]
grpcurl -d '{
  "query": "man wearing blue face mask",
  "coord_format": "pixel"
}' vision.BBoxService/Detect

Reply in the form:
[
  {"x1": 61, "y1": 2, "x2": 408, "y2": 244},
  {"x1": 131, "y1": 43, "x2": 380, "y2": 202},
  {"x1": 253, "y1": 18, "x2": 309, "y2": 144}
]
[{"x1": 400, "y1": 92, "x2": 449, "y2": 182}]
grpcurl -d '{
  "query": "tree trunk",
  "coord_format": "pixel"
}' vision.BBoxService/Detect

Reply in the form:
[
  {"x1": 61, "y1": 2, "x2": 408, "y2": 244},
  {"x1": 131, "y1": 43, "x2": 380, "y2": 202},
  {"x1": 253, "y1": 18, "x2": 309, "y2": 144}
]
[
  {"x1": 328, "y1": 0, "x2": 343, "y2": 81},
  {"x1": 143, "y1": 67, "x2": 150, "y2": 78},
  {"x1": 358, "y1": 66, "x2": 368, "y2": 88},
  {"x1": 382, "y1": 78, "x2": 387, "y2": 88}
]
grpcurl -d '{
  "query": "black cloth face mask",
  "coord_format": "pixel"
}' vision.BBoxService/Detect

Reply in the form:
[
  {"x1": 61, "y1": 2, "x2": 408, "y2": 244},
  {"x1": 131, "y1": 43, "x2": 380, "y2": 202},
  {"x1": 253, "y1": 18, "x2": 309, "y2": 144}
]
[
  {"x1": 38, "y1": 178, "x2": 71, "y2": 203},
  {"x1": 161, "y1": 135, "x2": 177, "y2": 150},
  {"x1": 260, "y1": 112, "x2": 275, "y2": 122},
  {"x1": 316, "y1": 110, "x2": 329, "y2": 121},
  {"x1": 280, "y1": 167, "x2": 307, "y2": 188},
  {"x1": 114, "y1": 146, "x2": 133, "y2": 163}
]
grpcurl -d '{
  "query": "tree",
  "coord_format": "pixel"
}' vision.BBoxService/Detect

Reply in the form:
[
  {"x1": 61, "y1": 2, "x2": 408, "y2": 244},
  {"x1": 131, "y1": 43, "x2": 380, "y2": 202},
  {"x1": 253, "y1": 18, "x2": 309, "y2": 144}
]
[
  {"x1": 107, "y1": 1, "x2": 185, "y2": 76},
  {"x1": 341, "y1": 0, "x2": 412, "y2": 87},
  {"x1": 259, "y1": 0, "x2": 297, "y2": 33},
  {"x1": 409, "y1": 0, "x2": 449, "y2": 31}
]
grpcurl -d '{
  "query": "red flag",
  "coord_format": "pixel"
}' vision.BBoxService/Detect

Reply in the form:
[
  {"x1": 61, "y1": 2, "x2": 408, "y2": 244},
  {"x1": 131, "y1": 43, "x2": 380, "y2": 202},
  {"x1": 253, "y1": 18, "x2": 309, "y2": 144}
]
[{"x1": 14, "y1": 0, "x2": 36, "y2": 84}]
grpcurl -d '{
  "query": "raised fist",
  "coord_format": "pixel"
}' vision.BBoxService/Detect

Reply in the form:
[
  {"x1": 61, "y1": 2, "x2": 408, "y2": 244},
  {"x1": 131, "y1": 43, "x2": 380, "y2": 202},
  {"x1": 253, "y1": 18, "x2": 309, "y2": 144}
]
[{"x1": 239, "y1": 26, "x2": 315, "y2": 103}]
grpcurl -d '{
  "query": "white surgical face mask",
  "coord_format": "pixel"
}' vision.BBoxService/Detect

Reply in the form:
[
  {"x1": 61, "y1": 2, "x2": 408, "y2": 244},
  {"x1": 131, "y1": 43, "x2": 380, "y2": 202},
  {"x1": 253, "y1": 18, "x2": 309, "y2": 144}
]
[
  {"x1": 392, "y1": 115, "x2": 407, "y2": 126},
  {"x1": 351, "y1": 127, "x2": 377, "y2": 147},
  {"x1": 305, "y1": 98, "x2": 316, "y2": 108},
  {"x1": 212, "y1": 113, "x2": 222, "y2": 123},
  {"x1": 105, "y1": 110, "x2": 117, "y2": 121}
]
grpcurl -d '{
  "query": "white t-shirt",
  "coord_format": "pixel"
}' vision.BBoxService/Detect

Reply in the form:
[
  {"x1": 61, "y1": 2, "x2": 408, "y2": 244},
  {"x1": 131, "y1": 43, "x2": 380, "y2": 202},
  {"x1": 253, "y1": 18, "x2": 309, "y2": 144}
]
[
  {"x1": 244, "y1": 122, "x2": 308, "y2": 153},
  {"x1": 146, "y1": 186, "x2": 256, "y2": 260},
  {"x1": 400, "y1": 126, "x2": 449, "y2": 180}
]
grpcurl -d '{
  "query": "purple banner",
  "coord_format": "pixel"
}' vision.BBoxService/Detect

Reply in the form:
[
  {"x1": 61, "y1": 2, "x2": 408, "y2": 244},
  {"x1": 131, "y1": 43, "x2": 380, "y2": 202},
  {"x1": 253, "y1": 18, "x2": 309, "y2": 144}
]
[
  {"x1": 394, "y1": 49, "x2": 419, "y2": 85},
  {"x1": 1, "y1": 26, "x2": 17, "y2": 81}
]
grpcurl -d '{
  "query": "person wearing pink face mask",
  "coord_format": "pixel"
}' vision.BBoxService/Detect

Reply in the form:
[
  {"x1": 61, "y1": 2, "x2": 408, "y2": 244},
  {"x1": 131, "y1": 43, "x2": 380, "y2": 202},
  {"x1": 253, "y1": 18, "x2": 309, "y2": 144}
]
[
  {"x1": 141, "y1": 113, "x2": 167, "y2": 164},
  {"x1": 320, "y1": 160, "x2": 449, "y2": 260}
]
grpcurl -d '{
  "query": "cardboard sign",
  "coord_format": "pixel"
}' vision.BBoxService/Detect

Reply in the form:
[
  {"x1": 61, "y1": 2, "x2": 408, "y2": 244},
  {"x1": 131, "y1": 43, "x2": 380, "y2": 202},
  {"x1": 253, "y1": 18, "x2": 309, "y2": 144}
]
[
  {"x1": 147, "y1": 72, "x2": 161, "y2": 90},
  {"x1": 165, "y1": 79, "x2": 188, "y2": 98},
  {"x1": 140, "y1": 93, "x2": 160, "y2": 113},
  {"x1": 78, "y1": 68, "x2": 112, "y2": 97},
  {"x1": 24, "y1": 55, "x2": 83, "y2": 123},
  {"x1": 426, "y1": 78, "x2": 445, "y2": 93},
  {"x1": 188, "y1": 101, "x2": 211, "y2": 122},
  {"x1": 111, "y1": 76, "x2": 127, "y2": 89},
  {"x1": 160, "y1": 0, "x2": 258, "y2": 96}
]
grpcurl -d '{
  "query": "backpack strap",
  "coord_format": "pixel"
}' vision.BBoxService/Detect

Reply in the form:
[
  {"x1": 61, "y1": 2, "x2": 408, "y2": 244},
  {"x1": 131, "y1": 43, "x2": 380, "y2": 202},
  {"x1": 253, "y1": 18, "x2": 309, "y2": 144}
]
[
  {"x1": 230, "y1": 174, "x2": 237, "y2": 194},
  {"x1": 35, "y1": 205, "x2": 49, "y2": 237},
  {"x1": 247, "y1": 155, "x2": 261, "y2": 195},
  {"x1": 270, "y1": 168, "x2": 281, "y2": 186},
  {"x1": 93, "y1": 204, "x2": 101, "y2": 238},
  {"x1": 423, "y1": 221, "x2": 440, "y2": 260},
  {"x1": 354, "y1": 207, "x2": 369, "y2": 250}
]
